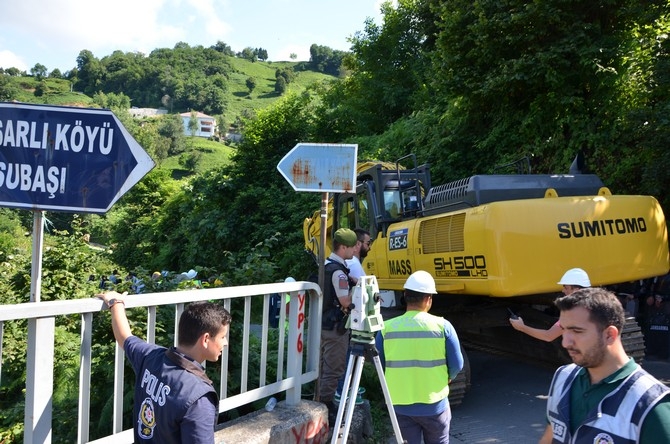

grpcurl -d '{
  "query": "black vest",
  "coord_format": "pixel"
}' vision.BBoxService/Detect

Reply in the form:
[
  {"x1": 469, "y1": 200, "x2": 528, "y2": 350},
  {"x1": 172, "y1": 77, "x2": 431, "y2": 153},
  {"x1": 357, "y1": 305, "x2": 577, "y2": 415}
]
[{"x1": 321, "y1": 260, "x2": 353, "y2": 329}]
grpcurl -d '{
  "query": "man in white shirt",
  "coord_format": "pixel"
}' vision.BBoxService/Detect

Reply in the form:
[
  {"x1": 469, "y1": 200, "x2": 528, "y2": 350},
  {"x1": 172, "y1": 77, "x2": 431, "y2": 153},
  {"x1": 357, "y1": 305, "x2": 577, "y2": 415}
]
[{"x1": 346, "y1": 228, "x2": 371, "y2": 284}]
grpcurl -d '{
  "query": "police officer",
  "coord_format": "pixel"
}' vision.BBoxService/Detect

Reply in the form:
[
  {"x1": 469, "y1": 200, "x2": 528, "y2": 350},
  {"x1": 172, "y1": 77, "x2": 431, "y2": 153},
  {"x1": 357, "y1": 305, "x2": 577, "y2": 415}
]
[
  {"x1": 540, "y1": 287, "x2": 670, "y2": 443},
  {"x1": 316, "y1": 228, "x2": 358, "y2": 421},
  {"x1": 97, "y1": 291, "x2": 232, "y2": 443},
  {"x1": 375, "y1": 270, "x2": 464, "y2": 444}
]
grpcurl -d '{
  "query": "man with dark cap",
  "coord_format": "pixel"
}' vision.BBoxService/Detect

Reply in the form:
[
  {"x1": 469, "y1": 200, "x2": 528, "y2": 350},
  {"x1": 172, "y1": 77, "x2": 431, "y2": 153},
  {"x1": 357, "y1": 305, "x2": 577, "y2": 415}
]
[{"x1": 316, "y1": 227, "x2": 357, "y2": 422}]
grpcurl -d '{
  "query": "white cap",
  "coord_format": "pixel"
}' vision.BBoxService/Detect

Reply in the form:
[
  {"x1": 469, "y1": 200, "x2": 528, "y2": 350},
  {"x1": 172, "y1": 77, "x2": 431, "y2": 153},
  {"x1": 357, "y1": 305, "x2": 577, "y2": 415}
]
[
  {"x1": 404, "y1": 270, "x2": 437, "y2": 294},
  {"x1": 557, "y1": 268, "x2": 591, "y2": 287}
]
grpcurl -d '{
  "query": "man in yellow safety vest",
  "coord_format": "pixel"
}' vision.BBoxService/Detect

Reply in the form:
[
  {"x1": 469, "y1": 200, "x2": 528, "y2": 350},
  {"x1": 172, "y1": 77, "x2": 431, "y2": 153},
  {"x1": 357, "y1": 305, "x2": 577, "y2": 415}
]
[{"x1": 375, "y1": 270, "x2": 464, "y2": 444}]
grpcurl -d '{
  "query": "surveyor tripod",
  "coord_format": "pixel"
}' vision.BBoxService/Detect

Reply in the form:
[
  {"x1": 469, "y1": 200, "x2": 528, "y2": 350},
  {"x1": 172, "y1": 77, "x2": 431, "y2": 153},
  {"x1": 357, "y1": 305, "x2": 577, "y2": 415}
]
[{"x1": 330, "y1": 332, "x2": 405, "y2": 444}]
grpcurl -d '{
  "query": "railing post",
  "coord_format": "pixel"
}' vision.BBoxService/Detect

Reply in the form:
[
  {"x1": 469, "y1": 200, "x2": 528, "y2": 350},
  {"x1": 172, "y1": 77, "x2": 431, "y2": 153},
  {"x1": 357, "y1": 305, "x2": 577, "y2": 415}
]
[
  {"x1": 24, "y1": 317, "x2": 55, "y2": 444},
  {"x1": 307, "y1": 287, "x2": 322, "y2": 383},
  {"x1": 77, "y1": 313, "x2": 93, "y2": 443},
  {"x1": 112, "y1": 342, "x2": 125, "y2": 433},
  {"x1": 286, "y1": 288, "x2": 307, "y2": 405}
]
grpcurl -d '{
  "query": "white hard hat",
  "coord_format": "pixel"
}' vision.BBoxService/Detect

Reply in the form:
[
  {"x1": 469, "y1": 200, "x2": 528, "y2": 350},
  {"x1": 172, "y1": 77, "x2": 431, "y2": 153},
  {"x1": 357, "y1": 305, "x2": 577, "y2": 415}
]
[
  {"x1": 557, "y1": 268, "x2": 591, "y2": 287},
  {"x1": 404, "y1": 270, "x2": 437, "y2": 294}
]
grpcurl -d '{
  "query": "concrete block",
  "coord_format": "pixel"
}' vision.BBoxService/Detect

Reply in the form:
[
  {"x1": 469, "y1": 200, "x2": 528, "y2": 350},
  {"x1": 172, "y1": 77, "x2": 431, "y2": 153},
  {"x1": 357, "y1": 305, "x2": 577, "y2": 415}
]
[{"x1": 215, "y1": 400, "x2": 329, "y2": 444}]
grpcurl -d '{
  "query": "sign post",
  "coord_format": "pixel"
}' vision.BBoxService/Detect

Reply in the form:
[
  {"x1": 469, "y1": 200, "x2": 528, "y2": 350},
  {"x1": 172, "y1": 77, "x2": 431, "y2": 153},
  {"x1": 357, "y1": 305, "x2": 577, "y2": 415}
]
[
  {"x1": 0, "y1": 102, "x2": 155, "y2": 443},
  {"x1": 277, "y1": 142, "x2": 357, "y2": 401}
]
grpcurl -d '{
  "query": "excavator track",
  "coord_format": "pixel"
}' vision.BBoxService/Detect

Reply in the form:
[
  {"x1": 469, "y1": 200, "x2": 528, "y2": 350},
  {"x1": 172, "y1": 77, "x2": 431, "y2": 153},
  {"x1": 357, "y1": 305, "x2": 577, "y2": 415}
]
[
  {"x1": 447, "y1": 346, "x2": 471, "y2": 407},
  {"x1": 620, "y1": 316, "x2": 646, "y2": 363}
]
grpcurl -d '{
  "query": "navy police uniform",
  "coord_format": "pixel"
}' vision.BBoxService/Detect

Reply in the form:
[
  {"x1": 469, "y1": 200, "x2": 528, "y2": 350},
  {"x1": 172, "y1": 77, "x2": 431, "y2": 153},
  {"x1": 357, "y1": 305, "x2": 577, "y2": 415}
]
[{"x1": 125, "y1": 336, "x2": 218, "y2": 443}]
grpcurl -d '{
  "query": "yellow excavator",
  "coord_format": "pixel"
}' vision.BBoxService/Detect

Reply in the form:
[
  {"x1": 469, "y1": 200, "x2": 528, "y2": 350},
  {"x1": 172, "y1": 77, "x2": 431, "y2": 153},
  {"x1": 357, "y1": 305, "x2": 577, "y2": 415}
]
[{"x1": 303, "y1": 154, "x2": 669, "y2": 404}]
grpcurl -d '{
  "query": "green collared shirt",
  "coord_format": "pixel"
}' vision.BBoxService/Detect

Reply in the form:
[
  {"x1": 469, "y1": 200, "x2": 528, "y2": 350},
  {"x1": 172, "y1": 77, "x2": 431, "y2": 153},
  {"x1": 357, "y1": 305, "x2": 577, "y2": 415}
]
[{"x1": 570, "y1": 358, "x2": 670, "y2": 443}]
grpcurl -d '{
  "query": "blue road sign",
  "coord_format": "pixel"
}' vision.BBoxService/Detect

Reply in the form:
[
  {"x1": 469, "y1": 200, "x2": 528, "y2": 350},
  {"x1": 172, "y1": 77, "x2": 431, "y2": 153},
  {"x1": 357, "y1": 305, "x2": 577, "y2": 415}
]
[
  {"x1": 277, "y1": 143, "x2": 357, "y2": 193},
  {"x1": 0, "y1": 102, "x2": 155, "y2": 213}
]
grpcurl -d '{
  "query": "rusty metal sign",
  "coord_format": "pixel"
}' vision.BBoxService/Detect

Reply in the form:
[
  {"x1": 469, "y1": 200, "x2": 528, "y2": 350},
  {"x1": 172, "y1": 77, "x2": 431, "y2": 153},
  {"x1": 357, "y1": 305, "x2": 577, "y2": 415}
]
[{"x1": 277, "y1": 143, "x2": 357, "y2": 193}]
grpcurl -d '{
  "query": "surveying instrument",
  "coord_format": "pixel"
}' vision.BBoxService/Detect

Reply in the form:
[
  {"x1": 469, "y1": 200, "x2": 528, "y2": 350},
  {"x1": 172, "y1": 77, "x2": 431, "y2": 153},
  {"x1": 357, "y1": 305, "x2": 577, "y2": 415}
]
[{"x1": 331, "y1": 275, "x2": 405, "y2": 444}]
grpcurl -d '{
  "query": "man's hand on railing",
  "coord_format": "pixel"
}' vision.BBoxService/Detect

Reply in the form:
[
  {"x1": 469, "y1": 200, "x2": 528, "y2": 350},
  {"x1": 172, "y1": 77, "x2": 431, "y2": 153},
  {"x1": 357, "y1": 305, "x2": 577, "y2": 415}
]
[
  {"x1": 96, "y1": 290, "x2": 128, "y2": 308},
  {"x1": 95, "y1": 291, "x2": 132, "y2": 345}
]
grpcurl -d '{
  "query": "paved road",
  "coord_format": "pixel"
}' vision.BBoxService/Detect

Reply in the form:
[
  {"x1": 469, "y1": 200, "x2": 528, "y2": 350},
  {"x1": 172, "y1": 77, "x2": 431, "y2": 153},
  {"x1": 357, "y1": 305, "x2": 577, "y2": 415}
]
[
  {"x1": 448, "y1": 349, "x2": 670, "y2": 444},
  {"x1": 449, "y1": 349, "x2": 553, "y2": 443}
]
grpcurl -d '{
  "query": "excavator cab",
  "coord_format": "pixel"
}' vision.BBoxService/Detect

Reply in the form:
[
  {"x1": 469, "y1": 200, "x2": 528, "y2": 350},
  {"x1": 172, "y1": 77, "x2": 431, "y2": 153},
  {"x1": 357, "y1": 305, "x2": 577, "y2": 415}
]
[{"x1": 330, "y1": 154, "x2": 430, "y2": 243}]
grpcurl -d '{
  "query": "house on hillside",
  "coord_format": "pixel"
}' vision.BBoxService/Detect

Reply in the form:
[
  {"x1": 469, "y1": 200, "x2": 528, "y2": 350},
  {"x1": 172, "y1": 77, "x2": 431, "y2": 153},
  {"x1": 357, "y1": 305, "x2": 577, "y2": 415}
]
[
  {"x1": 129, "y1": 107, "x2": 167, "y2": 118},
  {"x1": 180, "y1": 111, "x2": 217, "y2": 138}
]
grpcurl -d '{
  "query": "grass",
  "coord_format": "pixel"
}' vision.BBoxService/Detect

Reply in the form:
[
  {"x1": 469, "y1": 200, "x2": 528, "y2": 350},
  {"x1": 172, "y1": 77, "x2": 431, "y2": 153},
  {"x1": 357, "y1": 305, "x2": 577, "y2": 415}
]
[
  {"x1": 224, "y1": 58, "x2": 335, "y2": 123},
  {"x1": 8, "y1": 76, "x2": 94, "y2": 107},
  {"x1": 159, "y1": 137, "x2": 235, "y2": 178}
]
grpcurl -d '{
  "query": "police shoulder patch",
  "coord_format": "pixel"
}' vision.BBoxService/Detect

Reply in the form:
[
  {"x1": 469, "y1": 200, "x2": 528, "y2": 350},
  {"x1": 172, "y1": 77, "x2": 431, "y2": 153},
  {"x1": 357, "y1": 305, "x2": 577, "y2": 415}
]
[{"x1": 338, "y1": 274, "x2": 349, "y2": 290}]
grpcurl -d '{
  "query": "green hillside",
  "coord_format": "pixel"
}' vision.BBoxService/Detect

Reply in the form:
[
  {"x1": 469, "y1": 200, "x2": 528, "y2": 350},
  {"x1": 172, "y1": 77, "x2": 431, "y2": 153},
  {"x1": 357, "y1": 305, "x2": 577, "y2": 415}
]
[
  {"x1": 1, "y1": 55, "x2": 337, "y2": 179},
  {"x1": 2, "y1": 56, "x2": 336, "y2": 129},
  {"x1": 5, "y1": 76, "x2": 95, "y2": 107},
  {"x1": 225, "y1": 58, "x2": 335, "y2": 122},
  {"x1": 162, "y1": 137, "x2": 234, "y2": 178}
]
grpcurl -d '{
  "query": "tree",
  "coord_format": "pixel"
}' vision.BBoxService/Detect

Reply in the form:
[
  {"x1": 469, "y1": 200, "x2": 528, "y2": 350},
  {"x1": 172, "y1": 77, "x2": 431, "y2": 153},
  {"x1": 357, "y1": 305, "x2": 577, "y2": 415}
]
[
  {"x1": 92, "y1": 91, "x2": 131, "y2": 109},
  {"x1": 314, "y1": 1, "x2": 432, "y2": 137},
  {"x1": 139, "y1": 93, "x2": 321, "y2": 275},
  {"x1": 216, "y1": 115, "x2": 228, "y2": 138},
  {"x1": 5, "y1": 67, "x2": 21, "y2": 76},
  {"x1": 49, "y1": 68, "x2": 63, "y2": 79},
  {"x1": 189, "y1": 111, "x2": 199, "y2": 136},
  {"x1": 133, "y1": 120, "x2": 168, "y2": 164},
  {"x1": 246, "y1": 77, "x2": 257, "y2": 95},
  {"x1": 309, "y1": 44, "x2": 345, "y2": 75},
  {"x1": 240, "y1": 47, "x2": 258, "y2": 62},
  {"x1": 198, "y1": 83, "x2": 227, "y2": 115},
  {"x1": 257, "y1": 48, "x2": 269, "y2": 61},
  {"x1": 161, "y1": 94, "x2": 173, "y2": 112},
  {"x1": 34, "y1": 80, "x2": 46, "y2": 97},
  {"x1": 76, "y1": 49, "x2": 105, "y2": 95},
  {"x1": 65, "y1": 67, "x2": 78, "y2": 82},
  {"x1": 274, "y1": 76, "x2": 287, "y2": 95},
  {"x1": 30, "y1": 63, "x2": 47, "y2": 80},
  {"x1": 158, "y1": 114, "x2": 187, "y2": 155},
  {"x1": 0, "y1": 75, "x2": 19, "y2": 100},
  {"x1": 212, "y1": 40, "x2": 235, "y2": 56},
  {"x1": 275, "y1": 67, "x2": 294, "y2": 85},
  {"x1": 425, "y1": 0, "x2": 670, "y2": 180},
  {"x1": 179, "y1": 150, "x2": 203, "y2": 172}
]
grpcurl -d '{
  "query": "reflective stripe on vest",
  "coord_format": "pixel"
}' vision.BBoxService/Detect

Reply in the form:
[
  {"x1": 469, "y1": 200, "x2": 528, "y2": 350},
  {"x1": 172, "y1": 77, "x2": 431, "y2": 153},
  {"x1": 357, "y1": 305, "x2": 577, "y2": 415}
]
[
  {"x1": 382, "y1": 311, "x2": 450, "y2": 405},
  {"x1": 547, "y1": 363, "x2": 670, "y2": 443}
]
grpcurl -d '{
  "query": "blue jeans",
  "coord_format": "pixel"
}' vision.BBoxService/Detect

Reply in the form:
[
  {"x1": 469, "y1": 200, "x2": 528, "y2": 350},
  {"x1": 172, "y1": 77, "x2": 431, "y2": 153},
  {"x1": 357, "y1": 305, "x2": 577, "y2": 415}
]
[{"x1": 396, "y1": 405, "x2": 452, "y2": 444}]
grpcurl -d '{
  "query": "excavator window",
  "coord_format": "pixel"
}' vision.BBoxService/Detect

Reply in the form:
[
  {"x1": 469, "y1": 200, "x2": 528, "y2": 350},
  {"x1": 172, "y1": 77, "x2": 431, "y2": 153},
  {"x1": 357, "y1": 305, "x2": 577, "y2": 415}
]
[
  {"x1": 402, "y1": 188, "x2": 419, "y2": 216},
  {"x1": 337, "y1": 195, "x2": 356, "y2": 229},
  {"x1": 356, "y1": 196, "x2": 370, "y2": 232},
  {"x1": 384, "y1": 190, "x2": 401, "y2": 219}
]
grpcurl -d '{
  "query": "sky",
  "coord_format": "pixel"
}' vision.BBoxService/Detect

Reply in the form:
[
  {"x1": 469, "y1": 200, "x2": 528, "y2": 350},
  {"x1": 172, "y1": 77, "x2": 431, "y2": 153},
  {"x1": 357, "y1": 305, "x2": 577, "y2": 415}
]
[{"x1": 0, "y1": 0, "x2": 391, "y2": 73}]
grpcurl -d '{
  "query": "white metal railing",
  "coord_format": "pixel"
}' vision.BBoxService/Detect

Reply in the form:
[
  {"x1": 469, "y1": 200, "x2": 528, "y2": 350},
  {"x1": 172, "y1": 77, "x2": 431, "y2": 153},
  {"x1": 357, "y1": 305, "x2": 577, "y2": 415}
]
[{"x1": 0, "y1": 280, "x2": 322, "y2": 443}]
